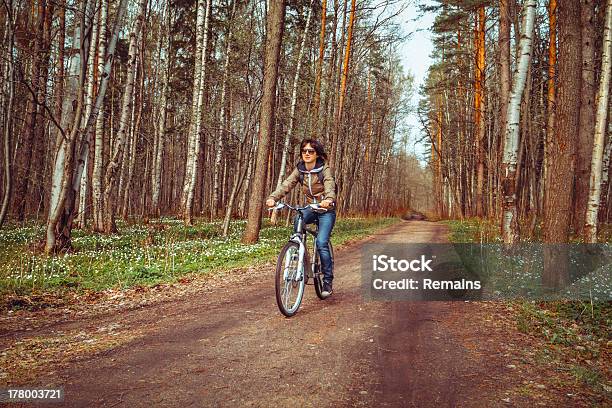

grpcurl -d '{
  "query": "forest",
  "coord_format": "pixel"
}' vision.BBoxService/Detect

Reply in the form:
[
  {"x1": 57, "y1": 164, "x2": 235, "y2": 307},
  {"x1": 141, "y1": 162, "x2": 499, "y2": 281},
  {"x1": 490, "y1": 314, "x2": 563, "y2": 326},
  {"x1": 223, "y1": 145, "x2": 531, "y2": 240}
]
[
  {"x1": 0, "y1": 0, "x2": 424, "y2": 254},
  {"x1": 421, "y1": 0, "x2": 612, "y2": 245},
  {"x1": 1, "y1": 1, "x2": 610, "y2": 402},
  {"x1": 1, "y1": 0, "x2": 611, "y2": 251}
]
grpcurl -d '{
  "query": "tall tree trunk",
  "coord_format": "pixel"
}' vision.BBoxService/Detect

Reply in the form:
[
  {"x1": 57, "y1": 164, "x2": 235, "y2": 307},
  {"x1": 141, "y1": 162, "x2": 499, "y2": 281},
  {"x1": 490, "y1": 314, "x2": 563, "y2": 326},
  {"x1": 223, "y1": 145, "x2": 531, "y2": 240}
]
[
  {"x1": 69, "y1": 0, "x2": 127, "y2": 236},
  {"x1": 475, "y1": 6, "x2": 486, "y2": 217},
  {"x1": 182, "y1": 0, "x2": 212, "y2": 225},
  {"x1": 122, "y1": 42, "x2": 145, "y2": 220},
  {"x1": 14, "y1": 0, "x2": 48, "y2": 221},
  {"x1": 584, "y1": 0, "x2": 612, "y2": 243},
  {"x1": 242, "y1": 0, "x2": 286, "y2": 244},
  {"x1": 271, "y1": 0, "x2": 314, "y2": 224},
  {"x1": 212, "y1": 0, "x2": 236, "y2": 220},
  {"x1": 102, "y1": 0, "x2": 146, "y2": 233},
  {"x1": 76, "y1": 0, "x2": 100, "y2": 228},
  {"x1": 543, "y1": 0, "x2": 582, "y2": 289},
  {"x1": 0, "y1": 1, "x2": 15, "y2": 228},
  {"x1": 498, "y1": 0, "x2": 514, "y2": 222},
  {"x1": 330, "y1": 0, "x2": 356, "y2": 169},
  {"x1": 574, "y1": 0, "x2": 597, "y2": 236},
  {"x1": 222, "y1": 137, "x2": 253, "y2": 237},
  {"x1": 151, "y1": 3, "x2": 170, "y2": 218},
  {"x1": 92, "y1": 0, "x2": 108, "y2": 232},
  {"x1": 311, "y1": 0, "x2": 327, "y2": 136},
  {"x1": 501, "y1": 0, "x2": 536, "y2": 244},
  {"x1": 45, "y1": 1, "x2": 91, "y2": 253},
  {"x1": 544, "y1": 0, "x2": 556, "y2": 222},
  {"x1": 544, "y1": 0, "x2": 581, "y2": 243}
]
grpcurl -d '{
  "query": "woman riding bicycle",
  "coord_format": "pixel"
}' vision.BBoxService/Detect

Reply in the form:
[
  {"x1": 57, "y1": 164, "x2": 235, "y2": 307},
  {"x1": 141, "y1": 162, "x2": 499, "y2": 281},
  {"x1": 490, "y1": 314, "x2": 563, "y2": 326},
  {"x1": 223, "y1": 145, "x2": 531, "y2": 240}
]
[{"x1": 266, "y1": 138, "x2": 337, "y2": 298}]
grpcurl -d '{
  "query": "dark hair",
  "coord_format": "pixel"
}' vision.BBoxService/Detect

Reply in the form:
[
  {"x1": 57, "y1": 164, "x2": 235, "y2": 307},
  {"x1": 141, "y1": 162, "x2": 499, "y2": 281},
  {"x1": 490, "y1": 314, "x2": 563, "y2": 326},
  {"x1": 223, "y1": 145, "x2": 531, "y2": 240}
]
[{"x1": 300, "y1": 138, "x2": 328, "y2": 161}]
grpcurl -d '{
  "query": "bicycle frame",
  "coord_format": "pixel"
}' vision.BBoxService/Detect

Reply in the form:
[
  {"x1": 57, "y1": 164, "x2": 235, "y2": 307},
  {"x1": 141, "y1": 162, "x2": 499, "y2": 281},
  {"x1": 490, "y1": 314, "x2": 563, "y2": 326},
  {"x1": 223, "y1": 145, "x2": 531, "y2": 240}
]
[{"x1": 273, "y1": 202, "x2": 325, "y2": 282}]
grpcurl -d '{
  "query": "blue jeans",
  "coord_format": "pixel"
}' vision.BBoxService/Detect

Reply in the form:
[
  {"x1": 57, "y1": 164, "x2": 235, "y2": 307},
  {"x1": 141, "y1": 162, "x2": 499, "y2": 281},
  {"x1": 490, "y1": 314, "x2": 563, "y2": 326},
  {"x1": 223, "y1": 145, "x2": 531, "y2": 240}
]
[{"x1": 294, "y1": 207, "x2": 336, "y2": 284}]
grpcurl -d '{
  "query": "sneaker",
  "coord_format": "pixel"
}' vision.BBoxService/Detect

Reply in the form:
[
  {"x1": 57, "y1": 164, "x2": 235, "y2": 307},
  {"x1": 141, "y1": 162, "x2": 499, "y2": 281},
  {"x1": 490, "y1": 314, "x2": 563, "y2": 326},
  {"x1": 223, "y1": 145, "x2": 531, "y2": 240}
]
[{"x1": 321, "y1": 281, "x2": 333, "y2": 298}]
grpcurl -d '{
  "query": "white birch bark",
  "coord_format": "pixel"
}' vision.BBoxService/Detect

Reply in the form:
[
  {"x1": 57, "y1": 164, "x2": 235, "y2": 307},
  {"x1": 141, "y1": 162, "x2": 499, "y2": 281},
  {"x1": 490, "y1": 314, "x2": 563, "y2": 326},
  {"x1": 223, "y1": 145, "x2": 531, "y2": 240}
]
[
  {"x1": 212, "y1": 0, "x2": 236, "y2": 219},
  {"x1": 598, "y1": 115, "x2": 612, "y2": 209},
  {"x1": 102, "y1": 0, "x2": 146, "y2": 233},
  {"x1": 151, "y1": 4, "x2": 170, "y2": 217},
  {"x1": 92, "y1": 0, "x2": 108, "y2": 231},
  {"x1": 182, "y1": 0, "x2": 206, "y2": 212},
  {"x1": 584, "y1": 0, "x2": 612, "y2": 243},
  {"x1": 61, "y1": 0, "x2": 127, "y2": 241},
  {"x1": 46, "y1": 10, "x2": 87, "y2": 253},
  {"x1": 77, "y1": 0, "x2": 99, "y2": 228},
  {"x1": 182, "y1": 0, "x2": 212, "y2": 225},
  {"x1": 122, "y1": 80, "x2": 139, "y2": 218},
  {"x1": 501, "y1": 0, "x2": 536, "y2": 244},
  {"x1": 48, "y1": 22, "x2": 82, "y2": 219}
]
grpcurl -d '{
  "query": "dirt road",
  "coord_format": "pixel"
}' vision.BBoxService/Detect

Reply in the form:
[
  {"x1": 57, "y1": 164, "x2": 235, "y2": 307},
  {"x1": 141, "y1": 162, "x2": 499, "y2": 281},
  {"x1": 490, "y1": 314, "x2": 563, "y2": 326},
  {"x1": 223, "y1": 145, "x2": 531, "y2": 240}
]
[{"x1": 1, "y1": 221, "x2": 554, "y2": 407}]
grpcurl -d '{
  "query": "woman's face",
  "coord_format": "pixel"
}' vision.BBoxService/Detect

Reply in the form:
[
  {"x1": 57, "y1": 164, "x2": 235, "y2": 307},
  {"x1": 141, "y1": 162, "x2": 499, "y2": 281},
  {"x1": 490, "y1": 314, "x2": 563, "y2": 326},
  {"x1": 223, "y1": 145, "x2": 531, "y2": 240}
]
[{"x1": 301, "y1": 143, "x2": 318, "y2": 164}]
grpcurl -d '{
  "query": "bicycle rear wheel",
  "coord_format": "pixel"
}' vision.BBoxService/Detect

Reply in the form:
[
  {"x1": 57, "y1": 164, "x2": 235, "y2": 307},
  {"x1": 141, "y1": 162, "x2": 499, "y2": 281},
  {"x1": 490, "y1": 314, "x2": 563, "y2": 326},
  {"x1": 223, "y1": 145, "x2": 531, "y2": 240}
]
[
  {"x1": 314, "y1": 242, "x2": 334, "y2": 300},
  {"x1": 275, "y1": 242, "x2": 306, "y2": 317}
]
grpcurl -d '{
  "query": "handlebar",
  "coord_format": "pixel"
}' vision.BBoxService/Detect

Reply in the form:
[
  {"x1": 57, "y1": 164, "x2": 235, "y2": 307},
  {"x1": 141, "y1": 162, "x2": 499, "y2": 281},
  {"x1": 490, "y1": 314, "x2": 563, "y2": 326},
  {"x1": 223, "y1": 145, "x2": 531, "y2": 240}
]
[{"x1": 267, "y1": 201, "x2": 333, "y2": 213}]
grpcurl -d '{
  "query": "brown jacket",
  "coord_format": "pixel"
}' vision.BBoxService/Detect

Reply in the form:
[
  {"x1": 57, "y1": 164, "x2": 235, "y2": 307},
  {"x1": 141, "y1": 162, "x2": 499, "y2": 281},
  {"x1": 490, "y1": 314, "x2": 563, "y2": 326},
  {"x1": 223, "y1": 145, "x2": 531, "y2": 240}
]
[{"x1": 268, "y1": 158, "x2": 336, "y2": 204}]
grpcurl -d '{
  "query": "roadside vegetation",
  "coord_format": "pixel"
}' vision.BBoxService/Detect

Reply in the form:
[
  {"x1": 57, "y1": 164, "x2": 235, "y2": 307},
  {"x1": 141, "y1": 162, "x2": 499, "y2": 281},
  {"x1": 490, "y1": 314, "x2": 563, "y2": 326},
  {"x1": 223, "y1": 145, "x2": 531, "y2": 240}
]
[
  {"x1": 445, "y1": 219, "x2": 611, "y2": 402},
  {"x1": 0, "y1": 217, "x2": 398, "y2": 309}
]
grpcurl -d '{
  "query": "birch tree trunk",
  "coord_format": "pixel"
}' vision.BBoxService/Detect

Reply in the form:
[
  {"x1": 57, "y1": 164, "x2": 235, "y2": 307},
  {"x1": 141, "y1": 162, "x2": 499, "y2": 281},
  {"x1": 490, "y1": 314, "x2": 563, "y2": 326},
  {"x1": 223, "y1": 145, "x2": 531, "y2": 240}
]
[
  {"x1": 151, "y1": 4, "x2": 170, "y2": 218},
  {"x1": 212, "y1": 0, "x2": 236, "y2": 220},
  {"x1": 102, "y1": 0, "x2": 146, "y2": 233},
  {"x1": 76, "y1": 0, "x2": 100, "y2": 228},
  {"x1": 122, "y1": 49, "x2": 144, "y2": 220},
  {"x1": 45, "y1": 3, "x2": 89, "y2": 253},
  {"x1": 271, "y1": 0, "x2": 314, "y2": 224},
  {"x1": 242, "y1": 0, "x2": 287, "y2": 244},
  {"x1": 599, "y1": 99, "x2": 612, "y2": 220},
  {"x1": 584, "y1": 0, "x2": 612, "y2": 243},
  {"x1": 496, "y1": 0, "x2": 513, "y2": 220},
  {"x1": 501, "y1": 0, "x2": 536, "y2": 244},
  {"x1": 68, "y1": 0, "x2": 129, "y2": 237},
  {"x1": 182, "y1": 0, "x2": 212, "y2": 225},
  {"x1": 92, "y1": 0, "x2": 108, "y2": 232}
]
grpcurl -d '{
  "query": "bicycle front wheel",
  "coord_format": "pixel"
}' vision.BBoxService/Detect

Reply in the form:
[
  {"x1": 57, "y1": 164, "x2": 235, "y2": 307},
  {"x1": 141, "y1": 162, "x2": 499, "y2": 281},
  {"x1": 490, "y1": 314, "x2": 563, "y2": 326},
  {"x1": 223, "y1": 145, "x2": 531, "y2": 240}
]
[{"x1": 275, "y1": 242, "x2": 306, "y2": 317}]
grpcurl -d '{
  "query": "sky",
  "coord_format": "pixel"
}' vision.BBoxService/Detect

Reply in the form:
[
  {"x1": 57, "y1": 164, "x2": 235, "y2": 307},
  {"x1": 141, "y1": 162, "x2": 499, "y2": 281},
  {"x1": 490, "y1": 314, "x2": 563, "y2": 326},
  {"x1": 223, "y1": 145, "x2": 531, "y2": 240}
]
[{"x1": 397, "y1": 1, "x2": 436, "y2": 162}]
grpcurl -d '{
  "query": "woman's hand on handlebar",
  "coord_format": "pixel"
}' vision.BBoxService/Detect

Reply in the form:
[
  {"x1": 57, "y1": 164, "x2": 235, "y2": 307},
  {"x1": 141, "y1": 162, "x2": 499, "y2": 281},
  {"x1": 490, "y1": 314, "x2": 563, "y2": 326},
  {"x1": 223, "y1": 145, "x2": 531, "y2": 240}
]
[
  {"x1": 320, "y1": 199, "x2": 333, "y2": 209},
  {"x1": 266, "y1": 198, "x2": 276, "y2": 208}
]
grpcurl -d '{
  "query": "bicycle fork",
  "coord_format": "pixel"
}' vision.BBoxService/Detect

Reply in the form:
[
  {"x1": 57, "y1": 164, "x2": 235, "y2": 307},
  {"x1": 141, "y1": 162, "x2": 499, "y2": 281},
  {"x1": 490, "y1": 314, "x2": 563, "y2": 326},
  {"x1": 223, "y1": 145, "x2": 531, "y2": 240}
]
[{"x1": 286, "y1": 235, "x2": 306, "y2": 282}]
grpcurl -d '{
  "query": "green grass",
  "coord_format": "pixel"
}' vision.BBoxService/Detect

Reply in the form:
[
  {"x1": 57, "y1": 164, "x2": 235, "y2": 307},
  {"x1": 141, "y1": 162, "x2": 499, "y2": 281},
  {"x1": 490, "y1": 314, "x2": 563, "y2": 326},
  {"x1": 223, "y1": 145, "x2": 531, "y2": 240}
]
[
  {"x1": 443, "y1": 218, "x2": 502, "y2": 243},
  {"x1": 0, "y1": 217, "x2": 398, "y2": 303},
  {"x1": 445, "y1": 218, "x2": 611, "y2": 397},
  {"x1": 516, "y1": 300, "x2": 610, "y2": 348},
  {"x1": 445, "y1": 218, "x2": 611, "y2": 346}
]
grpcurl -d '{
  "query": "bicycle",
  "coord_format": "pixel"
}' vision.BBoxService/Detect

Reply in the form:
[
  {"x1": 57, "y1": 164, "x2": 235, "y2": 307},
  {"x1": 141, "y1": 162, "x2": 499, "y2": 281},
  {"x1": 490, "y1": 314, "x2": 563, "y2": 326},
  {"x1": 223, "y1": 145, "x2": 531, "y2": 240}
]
[{"x1": 269, "y1": 202, "x2": 334, "y2": 317}]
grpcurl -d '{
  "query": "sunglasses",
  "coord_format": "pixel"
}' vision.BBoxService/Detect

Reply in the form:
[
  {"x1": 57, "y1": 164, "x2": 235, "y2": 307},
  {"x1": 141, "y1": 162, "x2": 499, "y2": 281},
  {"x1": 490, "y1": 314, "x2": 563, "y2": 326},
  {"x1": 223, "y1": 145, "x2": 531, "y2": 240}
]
[{"x1": 301, "y1": 148, "x2": 316, "y2": 155}]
